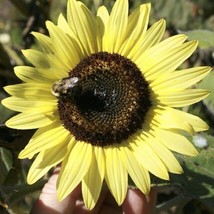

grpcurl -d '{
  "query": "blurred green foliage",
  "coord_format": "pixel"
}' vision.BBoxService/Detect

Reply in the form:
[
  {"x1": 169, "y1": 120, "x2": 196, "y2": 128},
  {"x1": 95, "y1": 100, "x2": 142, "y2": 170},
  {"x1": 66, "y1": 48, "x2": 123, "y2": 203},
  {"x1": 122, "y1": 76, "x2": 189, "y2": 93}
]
[{"x1": 0, "y1": 0, "x2": 214, "y2": 213}]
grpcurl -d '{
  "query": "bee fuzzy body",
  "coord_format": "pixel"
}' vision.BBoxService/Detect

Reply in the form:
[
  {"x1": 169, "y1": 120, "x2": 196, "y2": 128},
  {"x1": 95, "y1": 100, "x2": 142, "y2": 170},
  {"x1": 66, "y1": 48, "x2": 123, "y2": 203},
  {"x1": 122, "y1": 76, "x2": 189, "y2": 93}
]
[{"x1": 51, "y1": 77, "x2": 81, "y2": 99}]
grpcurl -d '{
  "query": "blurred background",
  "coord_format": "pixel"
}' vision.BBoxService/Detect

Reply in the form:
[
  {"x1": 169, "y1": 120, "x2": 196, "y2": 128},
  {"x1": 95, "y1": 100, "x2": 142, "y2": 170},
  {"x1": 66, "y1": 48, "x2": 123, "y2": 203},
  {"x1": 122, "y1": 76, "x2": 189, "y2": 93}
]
[{"x1": 0, "y1": 0, "x2": 214, "y2": 213}]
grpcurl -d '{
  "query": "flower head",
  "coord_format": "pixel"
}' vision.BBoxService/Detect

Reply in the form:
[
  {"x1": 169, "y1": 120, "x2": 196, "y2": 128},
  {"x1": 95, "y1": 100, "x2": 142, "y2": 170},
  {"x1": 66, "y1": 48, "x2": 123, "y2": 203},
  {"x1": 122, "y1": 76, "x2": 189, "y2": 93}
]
[{"x1": 2, "y1": 0, "x2": 211, "y2": 209}]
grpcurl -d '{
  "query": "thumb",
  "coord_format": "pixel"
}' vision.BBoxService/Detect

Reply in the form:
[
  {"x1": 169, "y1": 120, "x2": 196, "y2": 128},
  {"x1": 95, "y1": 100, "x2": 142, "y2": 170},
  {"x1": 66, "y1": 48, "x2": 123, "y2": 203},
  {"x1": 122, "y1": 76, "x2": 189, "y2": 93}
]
[{"x1": 30, "y1": 167, "x2": 81, "y2": 214}]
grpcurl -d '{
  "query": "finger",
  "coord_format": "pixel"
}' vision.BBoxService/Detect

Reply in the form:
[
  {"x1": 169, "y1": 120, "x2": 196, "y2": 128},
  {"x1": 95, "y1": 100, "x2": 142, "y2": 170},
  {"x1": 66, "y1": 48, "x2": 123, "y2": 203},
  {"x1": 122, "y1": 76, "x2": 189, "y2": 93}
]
[
  {"x1": 73, "y1": 184, "x2": 108, "y2": 214},
  {"x1": 121, "y1": 188, "x2": 157, "y2": 214},
  {"x1": 30, "y1": 167, "x2": 81, "y2": 214},
  {"x1": 146, "y1": 187, "x2": 157, "y2": 214},
  {"x1": 99, "y1": 205, "x2": 122, "y2": 214},
  {"x1": 99, "y1": 190, "x2": 122, "y2": 213},
  {"x1": 73, "y1": 186, "x2": 123, "y2": 214}
]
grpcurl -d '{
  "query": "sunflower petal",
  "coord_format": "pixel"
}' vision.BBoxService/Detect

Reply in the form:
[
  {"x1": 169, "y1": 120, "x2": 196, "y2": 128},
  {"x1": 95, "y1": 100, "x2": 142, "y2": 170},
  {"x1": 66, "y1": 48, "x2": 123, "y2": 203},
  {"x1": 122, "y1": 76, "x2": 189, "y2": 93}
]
[
  {"x1": 57, "y1": 142, "x2": 92, "y2": 201},
  {"x1": 97, "y1": 6, "x2": 109, "y2": 28},
  {"x1": 130, "y1": 19, "x2": 166, "y2": 61},
  {"x1": 146, "y1": 134, "x2": 183, "y2": 173},
  {"x1": 67, "y1": 0, "x2": 98, "y2": 55},
  {"x1": 155, "y1": 129, "x2": 198, "y2": 156},
  {"x1": 131, "y1": 137, "x2": 169, "y2": 180},
  {"x1": 2, "y1": 97, "x2": 56, "y2": 113},
  {"x1": 22, "y1": 49, "x2": 69, "y2": 76},
  {"x1": 5, "y1": 112, "x2": 53, "y2": 129},
  {"x1": 103, "y1": 0, "x2": 128, "y2": 52},
  {"x1": 57, "y1": 13, "x2": 73, "y2": 35},
  {"x1": 121, "y1": 146, "x2": 150, "y2": 194},
  {"x1": 19, "y1": 122, "x2": 70, "y2": 159},
  {"x1": 156, "y1": 107, "x2": 209, "y2": 133},
  {"x1": 31, "y1": 32, "x2": 53, "y2": 53},
  {"x1": 4, "y1": 83, "x2": 54, "y2": 99},
  {"x1": 96, "y1": 6, "x2": 109, "y2": 51},
  {"x1": 82, "y1": 147, "x2": 104, "y2": 210},
  {"x1": 22, "y1": 49, "x2": 50, "y2": 68},
  {"x1": 104, "y1": 146, "x2": 128, "y2": 205},
  {"x1": 150, "y1": 66, "x2": 211, "y2": 92},
  {"x1": 120, "y1": 4, "x2": 151, "y2": 56},
  {"x1": 27, "y1": 137, "x2": 71, "y2": 184},
  {"x1": 141, "y1": 41, "x2": 198, "y2": 81},
  {"x1": 46, "y1": 21, "x2": 80, "y2": 69},
  {"x1": 57, "y1": 14, "x2": 86, "y2": 59},
  {"x1": 14, "y1": 66, "x2": 55, "y2": 83},
  {"x1": 158, "y1": 89, "x2": 209, "y2": 107}
]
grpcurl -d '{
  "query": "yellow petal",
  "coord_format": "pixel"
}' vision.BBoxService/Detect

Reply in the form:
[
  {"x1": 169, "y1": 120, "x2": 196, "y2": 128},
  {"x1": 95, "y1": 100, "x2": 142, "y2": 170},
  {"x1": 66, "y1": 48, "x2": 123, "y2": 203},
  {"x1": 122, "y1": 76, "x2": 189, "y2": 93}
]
[
  {"x1": 155, "y1": 129, "x2": 198, "y2": 156},
  {"x1": 82, "y1": 147, "x2": 104, "y2": 210},
  {"x1": 46, "y1": 21, "x2": 81, "y2": 69},
  {"x1": 154, "y1": 107, "x2": 209, "y2": 133},
  {"x1": 104, "y1": 146, "x2": 128, "y2": 205},
  {"x1": 22, "y1": 50, "x2": 68, "y2": 77},
  {"x1": 146, "y1": 134, "x2": 183, "y2": 174},
  {"x1": 96, "y1": 6, "x2": 109, "y2": 51},
  {"x1": 19, "y1": 122, "x2": 70, "y2": 159},
  {"x1": 158, "y1": 89, "x2": 209, "y2": 107},
  {"x1": 97, "y1": 6, "x2": 109, "y2": 27},
  {"x1": 38, "y1": 67, "x2": 67, "y2": 80},
  {"x1": 14, "y1": 66, "x2": 55, "y2": 83},
  {"x1": 140, "y1": 40, "x2": 198, "y2": 81},
  {"x1": 120, "y1": 3, "x2": 151, "y2": 56},
  {"x1": 67, "y1": 0, "x2": 98, "y2": 55},
  {"x1": 150, "y1": 66, "x2": 212, "y2": 92},
  {"x1": 57, "y1": 141, "x2": 92, "y2": 201},
  {"x1": 103, "y1": 0, "x2": 128, "y2": 52},
  {"x1": 131, "y1": 136, "x2": 169, "y2": 180},
  {"x1": 130, "y1": 19, "x2": 166, "y2": 61},
  {"x1": 27, "y1": 137, "x2": 72, "y2": 184},
  {"x1": 4, "y1": 83, "x2": 54, "y2": 100},
  {"x1": 121, "y1": 146, "x2": 150, "y2": 194},
  {"x1": 22, "y1": 49, "x2": 50, "y2": 68},
  {"x1": 57, "y1": 13, "x2": 85, "y2": 59},
  {"x1": 2, "y1": 97, "x2": 56, "y2": 113},
  {"x1": 5, "y1": 112, "x2": 53, "y2": 129},
  {"x1": 31, "y1": 32, "x2": 53, "y2": 53},
  {"x1": 57, "y1": 13, "x2": 73, "y2": 35}
]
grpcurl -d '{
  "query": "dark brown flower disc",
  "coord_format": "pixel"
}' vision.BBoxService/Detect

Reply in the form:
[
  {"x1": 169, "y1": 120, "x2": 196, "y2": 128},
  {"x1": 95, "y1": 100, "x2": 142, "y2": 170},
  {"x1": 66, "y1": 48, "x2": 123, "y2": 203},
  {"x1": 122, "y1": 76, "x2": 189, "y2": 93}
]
[{"x1": 57, "y1": 52, "x2": 152, "y2": 146}]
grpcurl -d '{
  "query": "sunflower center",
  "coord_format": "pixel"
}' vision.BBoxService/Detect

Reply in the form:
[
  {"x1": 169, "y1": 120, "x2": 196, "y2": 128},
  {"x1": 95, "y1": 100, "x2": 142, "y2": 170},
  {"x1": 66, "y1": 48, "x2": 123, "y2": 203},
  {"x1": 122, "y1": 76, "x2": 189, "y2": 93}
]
[{"x1": 54, "y1": 52, "x2": 152, "y2": 146}]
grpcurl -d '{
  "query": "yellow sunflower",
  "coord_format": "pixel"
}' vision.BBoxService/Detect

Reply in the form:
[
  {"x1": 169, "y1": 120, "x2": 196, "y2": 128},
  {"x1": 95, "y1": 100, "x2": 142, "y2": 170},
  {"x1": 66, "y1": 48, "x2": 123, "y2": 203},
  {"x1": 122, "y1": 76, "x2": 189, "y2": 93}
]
[{"x1": 2, "y1": 0, "x2": 211, "y2": 210}]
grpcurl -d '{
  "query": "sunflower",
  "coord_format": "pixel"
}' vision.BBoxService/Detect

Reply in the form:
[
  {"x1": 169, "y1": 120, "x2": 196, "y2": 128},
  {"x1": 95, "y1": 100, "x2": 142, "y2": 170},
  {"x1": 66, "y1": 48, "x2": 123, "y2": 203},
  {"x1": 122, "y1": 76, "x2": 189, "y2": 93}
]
[{"x1": 2, "y1": 0, "x2": 211, "y2": 210}]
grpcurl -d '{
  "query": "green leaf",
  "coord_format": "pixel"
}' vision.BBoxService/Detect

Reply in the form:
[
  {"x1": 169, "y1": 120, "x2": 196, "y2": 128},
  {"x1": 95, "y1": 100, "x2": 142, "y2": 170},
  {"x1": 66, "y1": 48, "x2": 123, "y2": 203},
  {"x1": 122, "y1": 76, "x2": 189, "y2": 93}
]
[
  {"x1": 184, "y1": 30, "x2": 214, "y2": 49},
  {"x1": 197, "y1": 71, "x2": 214, "y2": 115},
  {"x1": 0, "y1": 90, "x2": 16, "y2": 125},
  {"x1": 150, "y1": 0, "x2": 191, "y2": 28},
  {"x1": 171, "y1": 134, "x2": 214, "y2": 205},
  {"x1": 0, "y1": 148, "x2": 13, "y2": 185}
]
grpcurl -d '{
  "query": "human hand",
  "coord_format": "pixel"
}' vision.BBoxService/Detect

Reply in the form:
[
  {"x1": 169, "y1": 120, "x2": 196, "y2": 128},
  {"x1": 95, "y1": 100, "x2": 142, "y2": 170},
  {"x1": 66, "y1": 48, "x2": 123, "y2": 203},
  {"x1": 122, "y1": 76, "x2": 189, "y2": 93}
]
[{"x1": 30, "y1": 168, "x2": 157, "y2": 214}]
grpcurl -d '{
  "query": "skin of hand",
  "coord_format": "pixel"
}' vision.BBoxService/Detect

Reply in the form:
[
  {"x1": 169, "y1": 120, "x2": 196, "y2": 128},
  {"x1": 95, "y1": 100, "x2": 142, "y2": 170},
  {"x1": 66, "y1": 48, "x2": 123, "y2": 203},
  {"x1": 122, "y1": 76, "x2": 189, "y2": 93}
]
[{"x1": 30, "y1": 168, "x2": 157, "y2": 214}]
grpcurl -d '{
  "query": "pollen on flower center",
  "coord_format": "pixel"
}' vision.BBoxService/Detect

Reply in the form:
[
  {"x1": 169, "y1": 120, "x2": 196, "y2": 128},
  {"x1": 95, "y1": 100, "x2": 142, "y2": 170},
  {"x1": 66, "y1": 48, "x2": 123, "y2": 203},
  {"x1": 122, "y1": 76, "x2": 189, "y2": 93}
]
[{"x1": 56, "y1": 52, "x2": 152, "y2": 146}]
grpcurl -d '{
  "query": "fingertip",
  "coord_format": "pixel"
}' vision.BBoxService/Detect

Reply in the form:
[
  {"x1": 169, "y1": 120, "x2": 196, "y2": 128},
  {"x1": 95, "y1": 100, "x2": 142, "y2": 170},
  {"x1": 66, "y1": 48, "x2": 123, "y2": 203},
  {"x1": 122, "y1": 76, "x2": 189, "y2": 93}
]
[
  {"x1": 122, "y1": 188, "x2": 147, "y2": 214},
  {"x1": 122, "y1": 188, "x2": 157, "y2": 214},
  {"x1": 31, "y1": 168, "x2": 81, "y2": 214}
]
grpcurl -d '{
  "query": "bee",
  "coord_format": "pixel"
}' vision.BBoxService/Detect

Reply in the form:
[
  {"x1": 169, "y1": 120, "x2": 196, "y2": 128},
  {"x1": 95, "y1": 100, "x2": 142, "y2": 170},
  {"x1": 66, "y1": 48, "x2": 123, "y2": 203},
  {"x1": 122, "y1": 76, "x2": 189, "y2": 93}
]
[{"x1": 51, "y1": 77, "x2": 81, "y2": 99}]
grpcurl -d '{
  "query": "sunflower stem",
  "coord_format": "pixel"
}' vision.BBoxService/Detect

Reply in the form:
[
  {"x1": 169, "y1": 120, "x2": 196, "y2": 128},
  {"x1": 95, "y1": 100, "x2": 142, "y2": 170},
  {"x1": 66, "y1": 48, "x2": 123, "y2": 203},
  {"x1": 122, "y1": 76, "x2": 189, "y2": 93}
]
[
  {"x1": 156, "y1": 194, "x2": 191, "y2": 212},
  {"x1": 2, "y1": 179, "x2": 47, "y2": 205}
]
